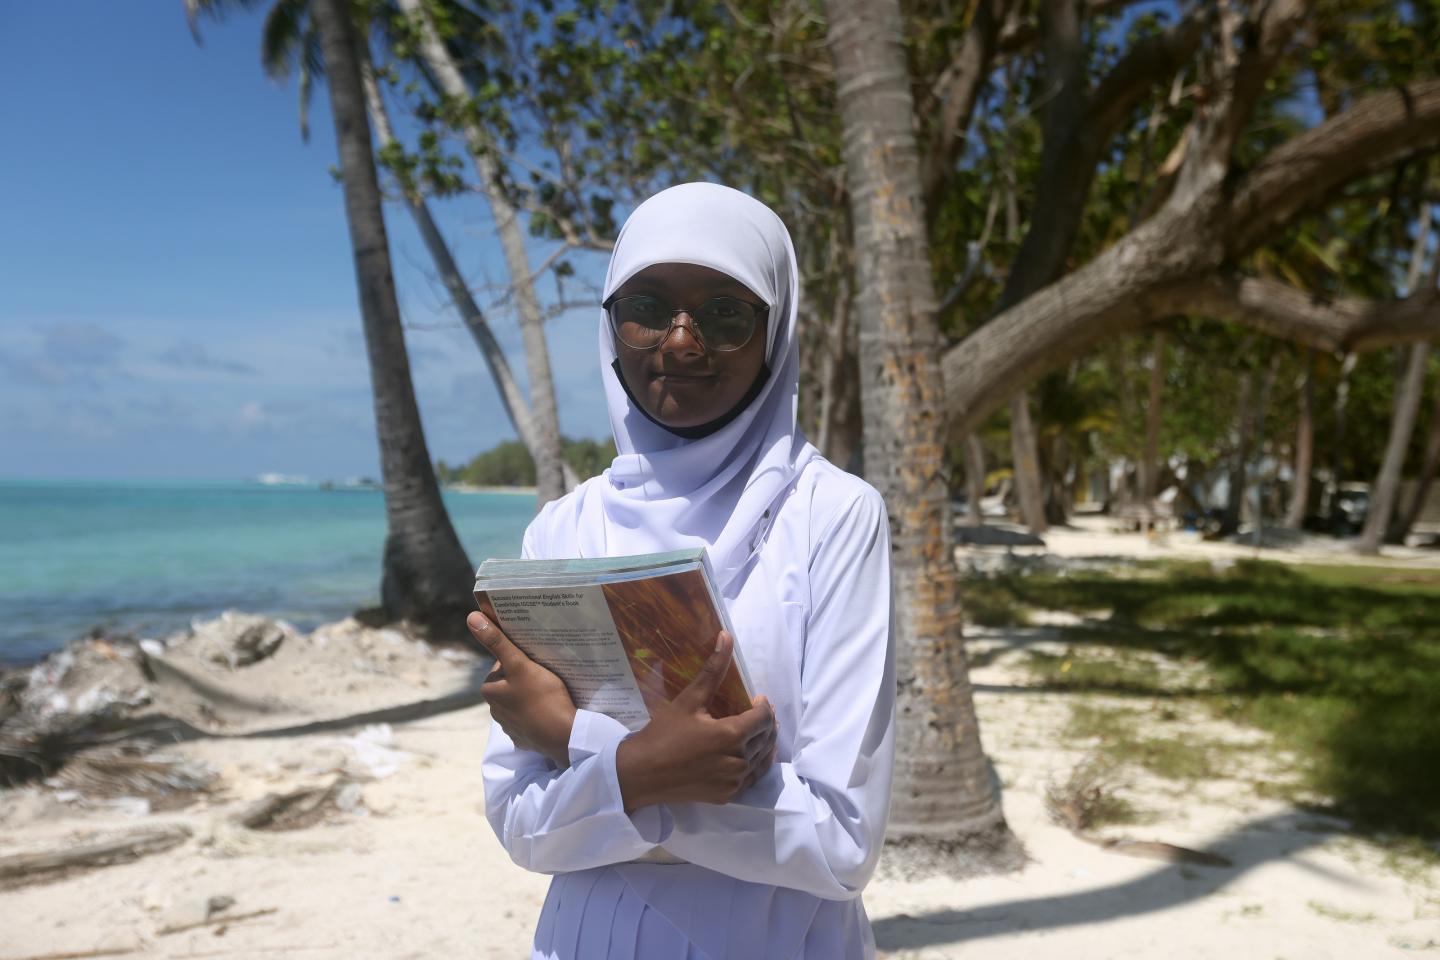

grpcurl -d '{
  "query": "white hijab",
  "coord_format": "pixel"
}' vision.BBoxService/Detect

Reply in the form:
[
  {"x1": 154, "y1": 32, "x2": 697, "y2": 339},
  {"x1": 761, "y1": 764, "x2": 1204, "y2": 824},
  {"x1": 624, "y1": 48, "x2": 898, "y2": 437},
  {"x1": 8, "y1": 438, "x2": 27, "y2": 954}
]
[{"x1": 568, "y1": 182, "x2": 819, "y2": 590}]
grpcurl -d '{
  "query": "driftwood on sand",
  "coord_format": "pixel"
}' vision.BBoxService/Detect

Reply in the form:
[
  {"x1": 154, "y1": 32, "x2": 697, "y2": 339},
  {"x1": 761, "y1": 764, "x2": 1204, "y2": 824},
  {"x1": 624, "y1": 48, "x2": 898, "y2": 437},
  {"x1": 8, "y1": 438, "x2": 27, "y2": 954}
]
[
  {"x1": 0, "y1": 823, "x2": 192, "y2": 887},
  {"x1": 231, "y1": 778, "x2": 358, "y2": 831}
]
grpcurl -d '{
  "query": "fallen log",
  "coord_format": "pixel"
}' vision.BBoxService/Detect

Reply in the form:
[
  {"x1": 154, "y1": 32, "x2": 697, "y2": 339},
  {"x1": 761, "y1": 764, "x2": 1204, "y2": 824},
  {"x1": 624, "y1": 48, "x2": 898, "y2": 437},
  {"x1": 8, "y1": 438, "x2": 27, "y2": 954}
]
[{"x1": 0, "y1": 824, "x2": 191, "y2": 886}]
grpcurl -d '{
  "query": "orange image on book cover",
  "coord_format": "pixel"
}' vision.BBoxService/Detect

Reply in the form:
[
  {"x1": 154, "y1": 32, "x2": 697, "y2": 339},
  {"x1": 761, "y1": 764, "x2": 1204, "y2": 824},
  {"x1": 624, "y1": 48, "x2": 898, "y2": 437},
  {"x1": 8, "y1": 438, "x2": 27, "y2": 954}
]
[{"x1": 600, "y1": 570, "x2": 752, "y2": 720}]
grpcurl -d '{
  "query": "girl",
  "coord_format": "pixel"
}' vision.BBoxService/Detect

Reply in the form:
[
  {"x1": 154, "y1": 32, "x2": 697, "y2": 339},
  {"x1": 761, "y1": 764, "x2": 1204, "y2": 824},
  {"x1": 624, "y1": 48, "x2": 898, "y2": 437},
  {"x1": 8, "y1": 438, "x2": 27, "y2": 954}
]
[{"x1": 470, "y1": 182, "x2": 895, "y2": 959}]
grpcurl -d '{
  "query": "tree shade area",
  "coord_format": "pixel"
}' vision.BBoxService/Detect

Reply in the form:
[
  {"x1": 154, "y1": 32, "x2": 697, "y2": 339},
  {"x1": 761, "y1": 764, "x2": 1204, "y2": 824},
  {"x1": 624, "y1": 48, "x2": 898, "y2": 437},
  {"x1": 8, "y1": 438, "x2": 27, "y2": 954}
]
[{"x1": 965, "y1": 558, "x2": 1440, "y2": 837}]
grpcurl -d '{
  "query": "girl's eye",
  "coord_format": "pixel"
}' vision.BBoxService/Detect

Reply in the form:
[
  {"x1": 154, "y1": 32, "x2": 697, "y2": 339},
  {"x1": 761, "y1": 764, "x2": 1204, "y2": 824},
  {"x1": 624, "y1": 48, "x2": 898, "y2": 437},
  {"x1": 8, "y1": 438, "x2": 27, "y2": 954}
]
[{"x1": 699, "y1": 299, "x2": 742, "y2": 319}]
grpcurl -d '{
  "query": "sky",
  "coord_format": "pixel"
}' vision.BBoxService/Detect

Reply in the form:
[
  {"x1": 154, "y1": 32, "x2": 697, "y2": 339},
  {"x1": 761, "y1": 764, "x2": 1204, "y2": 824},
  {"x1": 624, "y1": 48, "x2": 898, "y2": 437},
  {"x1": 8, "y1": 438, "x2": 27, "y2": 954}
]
[{"x1": 0, "y1": 1, "x2": 613, "y2": 481}]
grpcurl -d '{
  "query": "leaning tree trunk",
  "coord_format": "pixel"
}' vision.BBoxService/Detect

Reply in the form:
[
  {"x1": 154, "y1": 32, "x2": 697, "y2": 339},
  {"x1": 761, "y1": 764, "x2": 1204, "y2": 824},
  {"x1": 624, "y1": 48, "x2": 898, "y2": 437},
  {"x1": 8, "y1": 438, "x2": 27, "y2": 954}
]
[
  {"x1": 1141, "y1": 329, "x2": 1167, "y2": 502},
  {"x1": 1283, "y1": 348, "x2": 1315, "y2": 528},
  {"x1": 360, "y1": 57, "x2": 578, "y2": 492},
  {"x1": 1394, "y1": 382, "x2": 1440, "y2": 541},
  {"x1": 1010, "y1": 392, "x2": 1048, "y2": 532},
  {"x1": 399, "y1": 0, "x2": 568, "y2": 507},
  {"x1": 1221, "y1": 365, "x2": 1257, "y2": 536},
  {"x1": 1356, "y1": 344, "x2": 1431, "y2": 553},
  {"x1": 1330, "y1": 350, "x2": 1359, "y2": 523},
  {"x1": 963, "y1": 433, "x2": 986, "y2": 526},
  {"x1": 311, "y1": 0, "x2": 473, "y2": 640},
  {"x1": 1357, "y1": 201, "x2": 1436, "y2": 553},
  {"x1": 823, "y1": 0, "x2": 1011, "y2": 851}
]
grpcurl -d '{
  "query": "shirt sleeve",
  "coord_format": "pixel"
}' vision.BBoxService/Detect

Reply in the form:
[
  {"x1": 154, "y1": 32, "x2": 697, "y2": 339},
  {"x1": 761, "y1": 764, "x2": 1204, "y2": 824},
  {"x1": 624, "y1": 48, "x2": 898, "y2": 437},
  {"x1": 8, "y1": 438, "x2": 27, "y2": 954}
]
[
  {"x1": 653, "y1": 488, "x2": 896, "y2": 900},
  {"x1": 480, "y1": 516, "x2": 666, "y2": 873},
  {"x1": 482, "y1": 710, "x2": 668, "y2": 873}
]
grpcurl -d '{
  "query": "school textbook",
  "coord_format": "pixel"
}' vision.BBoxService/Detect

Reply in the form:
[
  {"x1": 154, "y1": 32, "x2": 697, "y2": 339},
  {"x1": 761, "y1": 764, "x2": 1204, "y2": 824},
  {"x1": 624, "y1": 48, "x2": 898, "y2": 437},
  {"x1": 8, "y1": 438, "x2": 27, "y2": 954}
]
[{"x1": 473, "y1": 548, "x2": 753, "y2": 731}]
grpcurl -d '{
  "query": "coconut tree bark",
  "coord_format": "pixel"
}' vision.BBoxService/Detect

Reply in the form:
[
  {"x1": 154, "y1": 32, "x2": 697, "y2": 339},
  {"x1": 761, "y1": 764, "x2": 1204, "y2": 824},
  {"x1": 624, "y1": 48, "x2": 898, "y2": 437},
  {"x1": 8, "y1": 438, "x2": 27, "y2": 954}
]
[
  {"x1": 310, "y1": 0, "x2": 473, "y2": 639},
  {"x1": 1282, "y1": 348, "x2": 1315, "y2": 529},
  {"x1": 359, "y1": 56, "x2": 579, "y2": 492},
  {"x1": 823, "y1": 0, "x2": 1011, "y2": 849},
  {"x1": 398, "y1": 0, "x2": 568, "y2": 506}
]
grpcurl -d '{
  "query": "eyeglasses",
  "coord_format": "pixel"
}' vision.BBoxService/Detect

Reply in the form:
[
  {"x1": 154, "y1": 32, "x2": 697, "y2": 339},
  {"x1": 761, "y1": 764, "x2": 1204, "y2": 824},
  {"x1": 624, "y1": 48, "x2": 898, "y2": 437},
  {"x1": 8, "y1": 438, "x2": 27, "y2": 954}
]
[{"x1": 605, "y1": 295, "x2": 766, "y2": 352}]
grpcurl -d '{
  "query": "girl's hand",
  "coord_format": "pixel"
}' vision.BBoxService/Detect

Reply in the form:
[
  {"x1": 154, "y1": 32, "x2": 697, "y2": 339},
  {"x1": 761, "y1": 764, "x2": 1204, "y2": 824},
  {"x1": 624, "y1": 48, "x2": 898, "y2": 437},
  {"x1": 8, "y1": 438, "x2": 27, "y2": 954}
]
[
  {"x1": 615, "y1": 632, "x2": 778, "y2": 811},
  {"x1": 468, "y1": 611, "x2": 577, "y2": 769}
]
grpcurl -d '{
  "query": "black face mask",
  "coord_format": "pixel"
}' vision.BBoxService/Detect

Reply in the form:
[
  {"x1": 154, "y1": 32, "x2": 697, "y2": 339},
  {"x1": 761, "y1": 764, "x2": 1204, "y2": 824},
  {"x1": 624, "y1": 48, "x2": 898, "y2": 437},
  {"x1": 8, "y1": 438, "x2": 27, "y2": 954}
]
[{"x1": 611, "y1": 359, "x2": 772, "y2": 440}]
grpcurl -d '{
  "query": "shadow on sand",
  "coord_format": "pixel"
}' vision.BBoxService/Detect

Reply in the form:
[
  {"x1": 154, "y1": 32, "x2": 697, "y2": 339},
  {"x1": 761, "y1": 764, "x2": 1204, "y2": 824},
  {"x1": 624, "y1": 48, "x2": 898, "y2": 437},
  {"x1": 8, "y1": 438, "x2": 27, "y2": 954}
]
[{"x1": 872, "y1": 810, "x2": 1354, "y2": 951}]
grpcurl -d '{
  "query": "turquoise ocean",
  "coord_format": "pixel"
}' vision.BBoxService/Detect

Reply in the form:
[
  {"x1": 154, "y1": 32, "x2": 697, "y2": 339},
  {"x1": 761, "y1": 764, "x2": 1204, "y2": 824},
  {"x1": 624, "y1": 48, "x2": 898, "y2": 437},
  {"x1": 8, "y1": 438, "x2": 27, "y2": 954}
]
[{"x1": 0, "y1": 479, "x2": 535, "y2": 665}]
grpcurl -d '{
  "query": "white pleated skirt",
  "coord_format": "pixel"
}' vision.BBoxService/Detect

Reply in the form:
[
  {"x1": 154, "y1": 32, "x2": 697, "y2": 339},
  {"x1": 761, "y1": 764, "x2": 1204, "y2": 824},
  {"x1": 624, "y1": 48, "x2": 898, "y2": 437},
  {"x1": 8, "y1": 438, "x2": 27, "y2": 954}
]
[
  {"x1": 532, "y1": 867, "x2": 703, "y2": 959},
  {"x1": 529, "y1": 865, "x2": 874, "y2": 960}
]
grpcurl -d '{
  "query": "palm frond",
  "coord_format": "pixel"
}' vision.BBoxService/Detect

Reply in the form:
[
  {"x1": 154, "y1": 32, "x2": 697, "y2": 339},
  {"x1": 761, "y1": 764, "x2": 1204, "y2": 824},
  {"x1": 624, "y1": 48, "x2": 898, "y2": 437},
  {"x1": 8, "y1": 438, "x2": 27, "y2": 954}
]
[
  {"x1": 297, "y1": 17, "x2": 319, "y2": 142},
  {"x1": 182, "y1": 0, "x2": 271, "y2": 45},
  {"x1": 260, "y1": 0, "x2": 310, "y2": 78}
]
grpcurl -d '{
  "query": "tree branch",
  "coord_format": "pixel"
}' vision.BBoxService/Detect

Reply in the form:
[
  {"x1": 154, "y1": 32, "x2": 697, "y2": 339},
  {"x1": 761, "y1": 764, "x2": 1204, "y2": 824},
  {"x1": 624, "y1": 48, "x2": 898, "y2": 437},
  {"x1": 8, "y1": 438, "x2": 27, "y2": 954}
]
[
  {"x1": 996, "y1": 0, "x2": 1139, "y2": 55},
  {"x1": 1085, "y1": 5, "x2": 1205, "y2": 137},
  {"x1": 1174, "y1": 0, "x2": 1312, "y2": 202},
  {"x1": 922, "y1": 0, "x2": 1009, "y2": 208},
  {"x1": 1159, "y1": 273, "x2": 1440, "y2": 352},
  {"x1": 1229, "y1": 79, "x2": 1440, "y2": 255}
]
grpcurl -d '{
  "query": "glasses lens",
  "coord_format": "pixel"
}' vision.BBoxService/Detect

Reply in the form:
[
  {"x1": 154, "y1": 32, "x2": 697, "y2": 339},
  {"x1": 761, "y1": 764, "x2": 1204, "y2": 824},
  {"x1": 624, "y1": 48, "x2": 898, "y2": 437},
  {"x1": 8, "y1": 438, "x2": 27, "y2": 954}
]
[
  {"x1": 612, "y1": 296, "x2": 671, "y2": 348},
  {"x1": 694, "y1": 298, "x2": 757, "y2": 350}
]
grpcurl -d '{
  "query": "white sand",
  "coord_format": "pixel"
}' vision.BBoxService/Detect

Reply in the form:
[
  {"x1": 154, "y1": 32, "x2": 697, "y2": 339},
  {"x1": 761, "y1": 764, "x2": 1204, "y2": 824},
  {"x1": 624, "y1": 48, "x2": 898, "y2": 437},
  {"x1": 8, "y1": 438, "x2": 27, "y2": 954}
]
[{"x1": 2, "y1": 529, "x2": 1437, "y2": 959}]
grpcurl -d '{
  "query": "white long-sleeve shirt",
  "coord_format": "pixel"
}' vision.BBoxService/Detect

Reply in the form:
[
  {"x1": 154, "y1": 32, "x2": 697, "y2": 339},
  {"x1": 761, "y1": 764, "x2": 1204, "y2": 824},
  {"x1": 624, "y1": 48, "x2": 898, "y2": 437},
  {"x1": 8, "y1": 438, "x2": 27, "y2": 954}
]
[{"x1": 482, "y1": 458, "x2": 896, "y2": 959}]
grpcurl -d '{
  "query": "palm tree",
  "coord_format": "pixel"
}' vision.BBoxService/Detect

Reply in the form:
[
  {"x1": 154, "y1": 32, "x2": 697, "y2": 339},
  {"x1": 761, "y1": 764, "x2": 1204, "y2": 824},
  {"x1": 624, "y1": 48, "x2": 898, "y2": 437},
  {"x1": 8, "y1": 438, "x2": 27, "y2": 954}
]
[
  {"x1": 189, "y1": 0, "x2": 575, "y2": 503},
  {"x1": 392, "y1": 0, "x2": 569, "y2": 506},
  {"x1": 188, "y1": 0, "x2": 474, "y2": 639},
  {"x1": 822, "y1": 0, "x2": 1013, "y2": 856},
  {"x1": 358, "y1": 51, "x2": 579, "y2": 492}
]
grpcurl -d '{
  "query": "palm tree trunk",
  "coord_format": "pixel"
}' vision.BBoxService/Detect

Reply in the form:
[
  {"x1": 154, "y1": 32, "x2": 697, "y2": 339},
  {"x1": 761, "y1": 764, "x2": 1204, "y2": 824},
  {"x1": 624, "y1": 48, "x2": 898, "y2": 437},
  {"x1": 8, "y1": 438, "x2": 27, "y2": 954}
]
[
  {"x1": 1357, "y1": 201, "x2": 1435, "y2": 553},
  {"x1": 1356, "y1": 344, "x2": 1431, "y2": 553},
  {"x1": 1249, "y1": 353, "x2": 1279, "y2": 545},
  {"x1": 359, "y1": 57, "x2": 578, "y2": 492},
  {"x1": 963, "y1": 433, "x2": 986, "y2": 526},
  {"x1": 311, "y1": 0, "x2": 473, "y2": 640},
  {"x1": 1141, "y1": 330, "x2": 1167, "y2": 502},
  {"x1": 1010, "y1": 392, "x2": 1048, "y2": 532},
  {"x1": 1221, "y1": 366, "x2": 1256, "y2": 537},
  {"x1": 1394, "y1": 381, "x2": 1440, "y2": 540},
  {"x1": 1329, "y1": 350, "x2": 1359, "y2": 528},
  {"x1": 1282, "y1": 348, "x2": 1315, "y2": 529},
  {"x1": 398, "y1": 0, "x2": 568, "y2": 506},
  {"x1": 823, "y1": 0, "x2": 1011, "y2": 851}
]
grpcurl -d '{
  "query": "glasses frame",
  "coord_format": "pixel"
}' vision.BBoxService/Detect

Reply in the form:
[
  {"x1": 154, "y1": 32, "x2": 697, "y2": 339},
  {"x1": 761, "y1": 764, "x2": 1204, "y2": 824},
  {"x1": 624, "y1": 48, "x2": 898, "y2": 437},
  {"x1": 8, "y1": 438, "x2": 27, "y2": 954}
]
[{"x1": 604, "y1": 294, "x2": 768, "y2": 353}]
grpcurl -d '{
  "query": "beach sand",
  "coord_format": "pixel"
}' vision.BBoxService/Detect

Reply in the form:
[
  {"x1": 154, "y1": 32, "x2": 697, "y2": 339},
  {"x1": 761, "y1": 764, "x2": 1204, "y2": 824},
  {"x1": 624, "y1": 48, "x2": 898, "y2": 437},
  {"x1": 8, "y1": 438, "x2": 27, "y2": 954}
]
[{"x1": 2, "y1": 525, "x2": 1437, "y2": 959}]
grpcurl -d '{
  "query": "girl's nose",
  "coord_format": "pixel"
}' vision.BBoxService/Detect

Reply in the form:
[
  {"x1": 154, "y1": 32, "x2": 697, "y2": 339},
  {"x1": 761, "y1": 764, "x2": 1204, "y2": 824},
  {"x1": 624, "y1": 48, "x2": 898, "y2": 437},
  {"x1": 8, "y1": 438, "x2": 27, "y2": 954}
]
[{"x1": 659, "y1": 312, "x2": 707, "y2": 356}]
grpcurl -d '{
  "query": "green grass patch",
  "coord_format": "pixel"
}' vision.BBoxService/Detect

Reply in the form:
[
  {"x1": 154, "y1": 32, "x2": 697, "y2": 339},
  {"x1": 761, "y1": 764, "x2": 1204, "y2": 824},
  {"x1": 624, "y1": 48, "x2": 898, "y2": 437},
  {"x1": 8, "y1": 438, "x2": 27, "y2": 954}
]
[
  {"x1": 970, "y1": 558, "x2": 1440, "y2": 838},
  {"x1": 1062, "y1": 701, "x2": 1252, "y2": 782},
  {"x1": 1026, "y1": 649, "x2": 1168, "y2": 694}
]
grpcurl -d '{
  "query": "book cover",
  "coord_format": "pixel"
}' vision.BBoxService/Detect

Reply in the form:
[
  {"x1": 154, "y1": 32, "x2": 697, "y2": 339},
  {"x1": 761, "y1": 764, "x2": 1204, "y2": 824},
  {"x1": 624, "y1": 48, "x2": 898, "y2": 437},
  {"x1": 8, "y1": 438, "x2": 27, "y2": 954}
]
[{"x1": 474, "y1": 549, "x2": 752, "y2": 731}]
